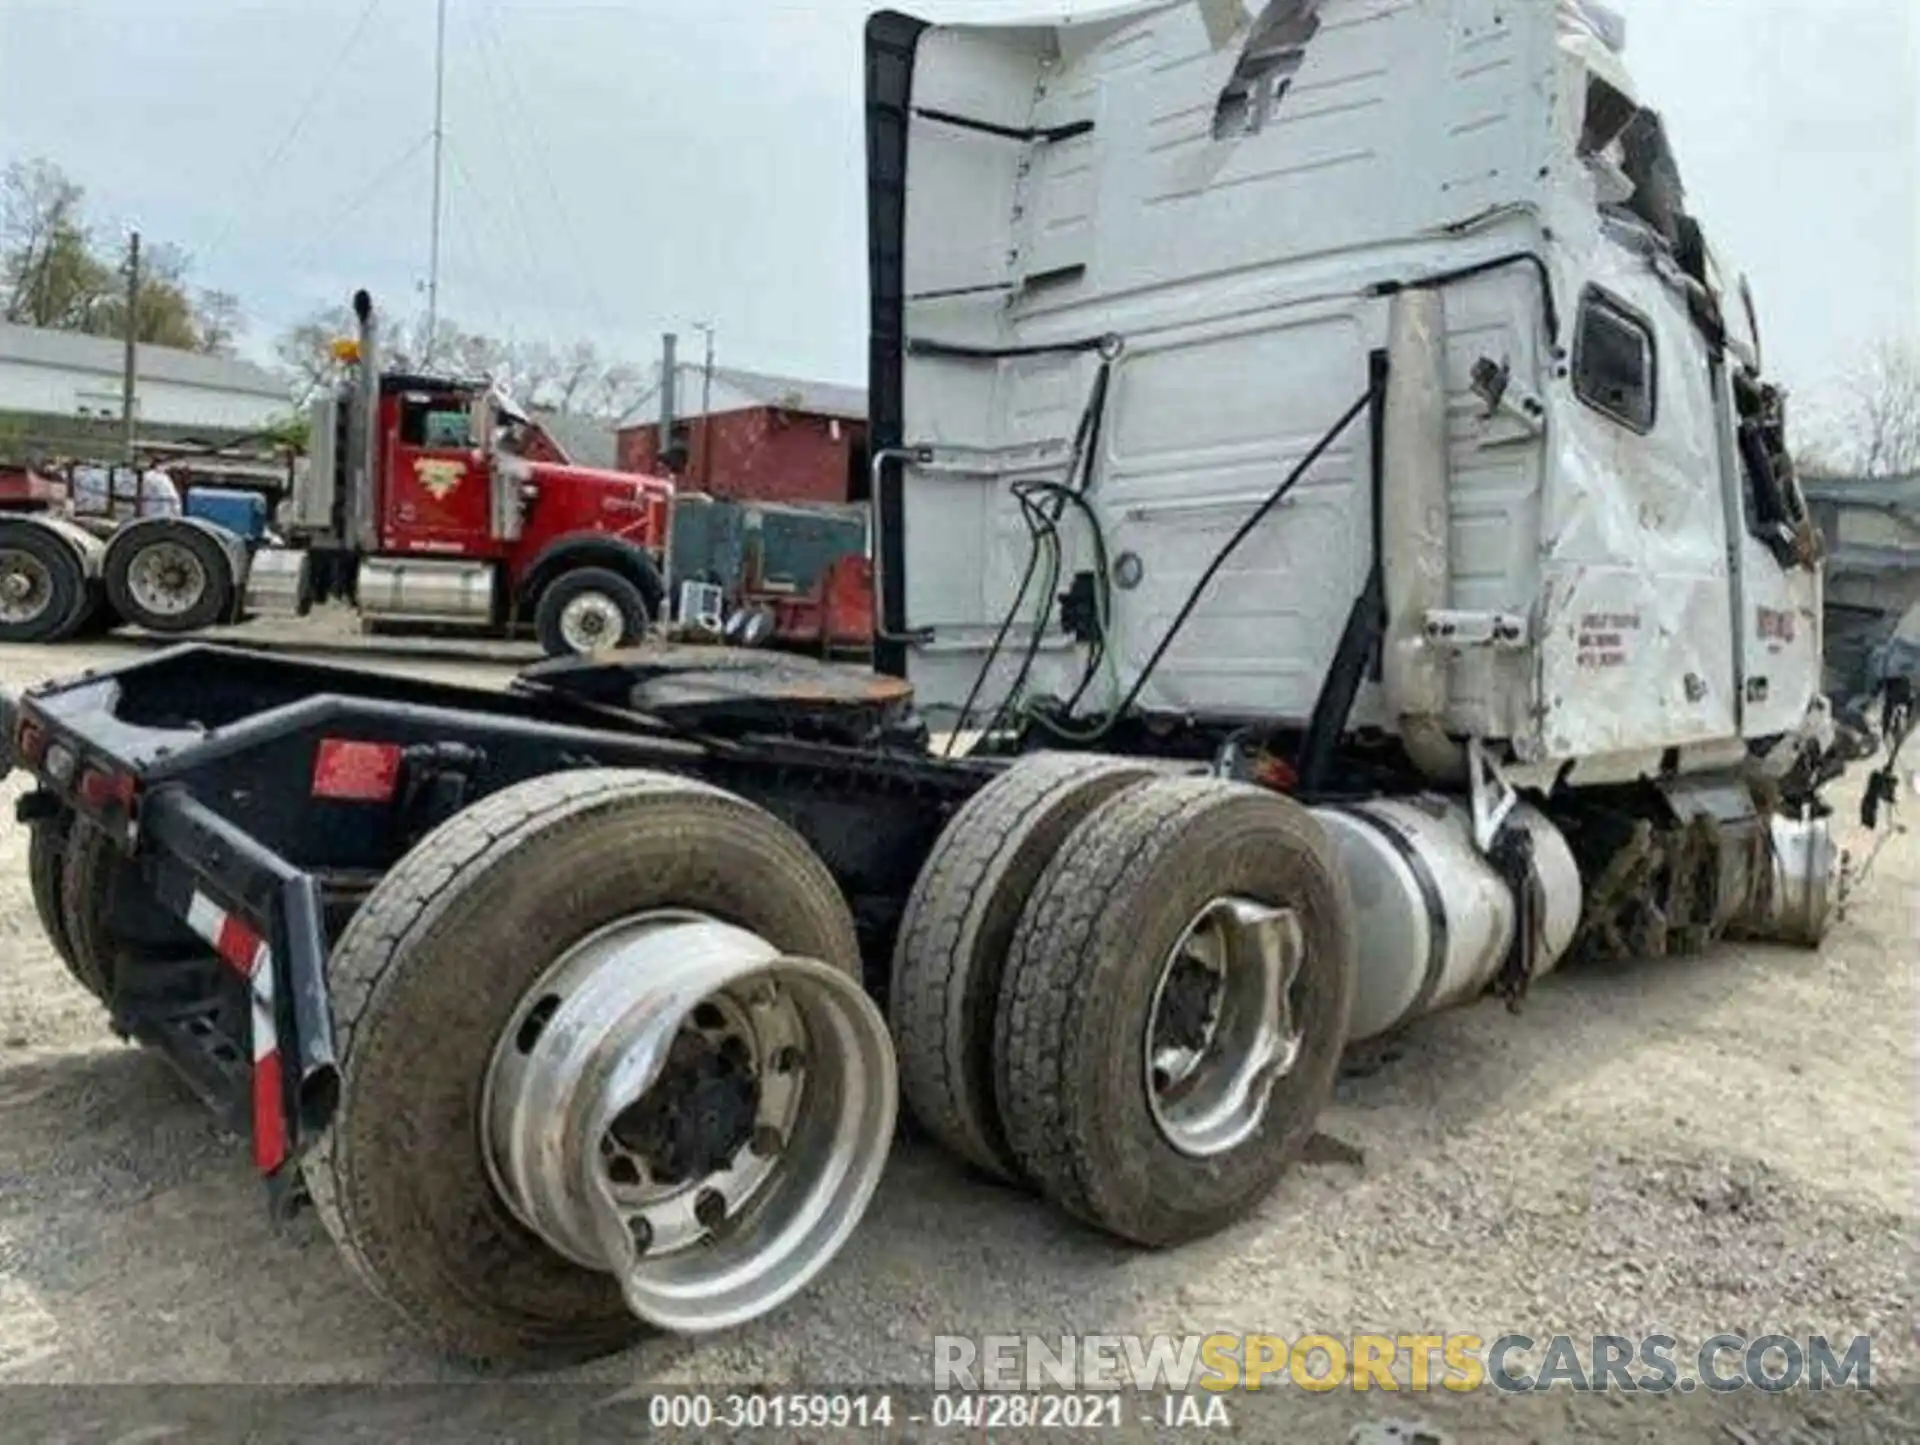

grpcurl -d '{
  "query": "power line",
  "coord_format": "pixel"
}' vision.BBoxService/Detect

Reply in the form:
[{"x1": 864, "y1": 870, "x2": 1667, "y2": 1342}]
[
  {"x1": 441, "y1": 139, "x2": 530, "y2": 341},
  {"x1": 203, "y1": 0, "x2": 387, "y2": 263},
  {"x1": 281, "y1": 132, "x2": 435, "y2": 289},
  {"x1": 474, "y1": 0, "x2": 618, "y2": 328},
  {"x1": 459, "y1": 3, "x2": 566, "y2": 328}
]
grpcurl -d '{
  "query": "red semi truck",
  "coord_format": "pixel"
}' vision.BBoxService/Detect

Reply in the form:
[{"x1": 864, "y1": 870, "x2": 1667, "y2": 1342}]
[{"x1": 0, "y1": 291, "x2": 674, "y2": 655}]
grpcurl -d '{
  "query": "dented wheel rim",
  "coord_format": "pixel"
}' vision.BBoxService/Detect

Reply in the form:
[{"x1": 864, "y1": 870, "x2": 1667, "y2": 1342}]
[
  {"x1": 1144, "y1": 897, "x2": 1306, "y2": 1159},
  {"x1": 0, "y1": 549, "x2": 53, "y2": 624},
  {"x1": 127, "y1": 541, "x2": 208, "y2": 618},
  {"x1": 558, "y1": 591, "x2": 626, "y2": 652},
  {"x1": 481, "y1": 910, "x2": 897, "y2": 1333}
]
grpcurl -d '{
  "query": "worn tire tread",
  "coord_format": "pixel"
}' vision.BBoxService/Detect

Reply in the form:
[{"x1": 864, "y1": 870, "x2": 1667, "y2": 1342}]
[
  {"x1": 28, "y1": 812, "x2": 80, "y2": 977},
  {"x1": 305, "y1": 767, "x2": 860, "y2": 1363},
  {"x1": 995, "y1": 777, "x2": 1355, "y2": 1244},
  {"x1": 889, "y1": 754, "x2": 1159, "y2": 1181}
]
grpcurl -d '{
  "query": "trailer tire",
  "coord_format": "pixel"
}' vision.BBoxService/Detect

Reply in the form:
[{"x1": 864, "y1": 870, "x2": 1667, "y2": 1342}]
[
  {"x1": 0, "y1": 525, "x2": 86, "y2": 643},
  {"x1": 28, "y1": 812, "x2": 79, "y2": 976},
  {"x1": 59, "y1": 820, "x2": 210, "y2": 1005},
  {"x1": 305, "y1": 768, "x2": 869, "y2": 1364},
  {"x1": 534, "y1": 567, "x2": 651, "y2": 656},
  {"x1": 994, "y1": 777, "x2": 1357, "y2": 1247},
  {"x1": 104, "y1": 521, "x2": 236, "y2": 634},
  {"x1": 889, "y1": 753, "x2": 1160, "y2": 1182}
]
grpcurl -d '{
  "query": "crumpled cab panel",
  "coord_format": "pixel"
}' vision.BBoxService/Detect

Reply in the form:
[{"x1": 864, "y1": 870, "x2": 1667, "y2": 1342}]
[{"x1": 866, "y1": 0, "x2": 1823, "y2": 776}]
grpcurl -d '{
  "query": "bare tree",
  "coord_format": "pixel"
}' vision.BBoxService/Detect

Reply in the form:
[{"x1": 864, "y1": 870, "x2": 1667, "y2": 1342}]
[
  {"x1": 273, "y1": 307, "x2": 645, "y2": 422},
  {"x1": 1820, "y1": 339, "x2": 1920, "y2": 479},
  {"x1": 194, "y1": 289, "x2": 245, "y2": 356},
  {"x1": 274, "y1": 303, "x2": 354, "y2": 405}
]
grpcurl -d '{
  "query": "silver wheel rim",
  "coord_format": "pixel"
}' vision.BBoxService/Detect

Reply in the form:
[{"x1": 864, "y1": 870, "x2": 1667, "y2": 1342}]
[
  {"x1": 0, "y1": 548, "x2": 54, "y2": 625},
  {"x1": 558, "y1": 590, "x2": 627, "y2": 652},
  {"x1": 1144, "y1": 897, "x2": 1306, "y2": 1159},
  {"x1": 127, "y1": 541, "x2": 208, "y2": 618},
  {"x1": 481, "y1": 910, "x2": 897, "y2": 1333}
]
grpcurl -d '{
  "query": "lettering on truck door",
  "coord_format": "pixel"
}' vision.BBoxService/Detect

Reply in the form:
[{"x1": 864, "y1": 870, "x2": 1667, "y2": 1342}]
[{"x1": 1536, "y1": 265, "x2": 1740, "y2": 761}]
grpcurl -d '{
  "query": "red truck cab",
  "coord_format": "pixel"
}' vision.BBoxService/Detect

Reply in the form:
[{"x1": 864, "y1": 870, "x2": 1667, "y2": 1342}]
[
  {"x1": 378, "y1": 379, "x2": 670, "y2": 573},
  {"x1": 263, "y1": 293, "x2": 676, "y2": 655}
]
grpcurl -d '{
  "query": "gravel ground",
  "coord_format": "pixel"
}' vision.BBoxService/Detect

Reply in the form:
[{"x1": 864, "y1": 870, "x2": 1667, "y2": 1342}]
[{"x1": 0, "y1": 631, "x2": 1910, "y2": 1442}]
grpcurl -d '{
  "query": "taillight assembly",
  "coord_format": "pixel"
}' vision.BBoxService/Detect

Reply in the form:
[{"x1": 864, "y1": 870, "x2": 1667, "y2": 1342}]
[{"x1": 78, "y1": 766, "x2": 138, "y2": 814}]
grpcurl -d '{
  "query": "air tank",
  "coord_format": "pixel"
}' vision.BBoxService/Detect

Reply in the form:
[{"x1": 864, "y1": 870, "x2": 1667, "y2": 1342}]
[{"x1": 1311, "y1": 797, "x2": 1583, "y2": 1043}]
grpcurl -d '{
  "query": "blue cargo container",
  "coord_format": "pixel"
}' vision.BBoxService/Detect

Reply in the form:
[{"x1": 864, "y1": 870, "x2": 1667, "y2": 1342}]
[{"x1": 185, "y1": 487, "x2": 270, "y2": 543}]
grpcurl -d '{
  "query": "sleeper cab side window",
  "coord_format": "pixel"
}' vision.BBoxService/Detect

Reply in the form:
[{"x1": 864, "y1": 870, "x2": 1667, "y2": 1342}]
[
  {"x1": 399, "y1": 397, "x2": 472, "y2": 449},
  {"x1": 1573, "y1": 288, "x2": 1657, "y2": 434}
]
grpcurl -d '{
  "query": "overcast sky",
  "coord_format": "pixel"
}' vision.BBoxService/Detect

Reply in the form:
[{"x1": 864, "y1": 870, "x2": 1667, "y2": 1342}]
[{"x1": 1, "y1": 0, "x2": 1914, "y2": 422}]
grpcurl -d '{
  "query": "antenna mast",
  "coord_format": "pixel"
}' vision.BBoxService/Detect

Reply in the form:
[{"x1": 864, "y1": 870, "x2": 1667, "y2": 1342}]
[{"x1": 425, "y1": 0, "x2": 447, "y2": 363}]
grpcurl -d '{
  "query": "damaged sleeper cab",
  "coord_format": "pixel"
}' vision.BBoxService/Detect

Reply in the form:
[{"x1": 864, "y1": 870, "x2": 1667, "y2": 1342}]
[{"x1": 0, "y1": 0, "x2": 1853, "y2": 1366}]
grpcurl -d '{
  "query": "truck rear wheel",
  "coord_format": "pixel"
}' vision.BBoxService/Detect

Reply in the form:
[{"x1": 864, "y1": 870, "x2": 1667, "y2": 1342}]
[
  {"x1": 534, "y1": 567, "x2": 651, "y2": 656},
  {"x1": 60, "y1": 820, "x2": 212, "y2": 1004},
  {"x1": 994, "y1": 777, "x2": 1357, "y2": 1247},
  {"x1": 105, "y1": 522, "x2": 235, "y2": 634},
  {"x1": 0, "y1": 526, "x2": 85, "y2": 643},
  {"x1": 305, "y1": 769, "x2": 897, "y2": 1363},
  {"x1": 28, "y1": 812, "x2": 80, "y2": 976},
  {"x1": 889, "y1": 754, "x2": 1159, "y2": 1182}
]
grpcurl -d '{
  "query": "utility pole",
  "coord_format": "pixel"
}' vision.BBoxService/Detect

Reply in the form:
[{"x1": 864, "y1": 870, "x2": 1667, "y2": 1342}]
[
  {"x1": 658, "y1": 332, "x2": 679, "y2": 474},
  {"x1": 425, "y1": 0, "x2": 448, "y2": 365},
  {"x1": 693, "y1": 322, "x2": 716, "y2": 491},
  {"x1": 121, "y1": 230, "x2": 141, "y2": 467}
]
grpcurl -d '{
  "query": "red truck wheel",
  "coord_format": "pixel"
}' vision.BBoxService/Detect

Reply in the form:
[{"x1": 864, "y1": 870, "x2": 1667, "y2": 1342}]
[
  {"x1": 0, "y1": 525, "x2": 85, "y2": 643},
  {"x1": 104, "y1": 522, "x2": 236, "y2": 634},
  {"x1": 534, "y1": 567, "x2": 651, "y2": 656}
]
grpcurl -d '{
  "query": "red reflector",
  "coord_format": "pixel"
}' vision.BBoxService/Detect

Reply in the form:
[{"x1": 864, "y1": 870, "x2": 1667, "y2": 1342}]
[
  {"x1": 78, "y1": 767, "x2": 137, "y2": 811},
  {"x1": 251, "y1": 1050, "x2": 289, "y2": 1173},
  {"x1": 215, "y1": 912, "x2": 264, "y2": 975},
  {"x1": 312, "y1": 739, "x2": 404, "y2": 802}
]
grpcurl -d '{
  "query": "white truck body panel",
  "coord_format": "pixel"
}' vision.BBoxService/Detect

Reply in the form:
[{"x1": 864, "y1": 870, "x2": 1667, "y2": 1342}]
[{"x1": 887, "y1": 0, "x2": 1822, "y2": 775}]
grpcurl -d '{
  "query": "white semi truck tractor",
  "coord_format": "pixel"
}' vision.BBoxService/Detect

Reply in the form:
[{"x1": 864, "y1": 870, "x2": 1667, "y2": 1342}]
[{"x1": 0, "y1": 0, "x2": 1864, "y2": 1364}]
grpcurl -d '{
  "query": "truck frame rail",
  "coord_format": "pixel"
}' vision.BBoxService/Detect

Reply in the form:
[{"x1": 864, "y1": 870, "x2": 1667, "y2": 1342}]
[{"x1": 1, "y1": 644, "x2": 990, "y2": 1199}]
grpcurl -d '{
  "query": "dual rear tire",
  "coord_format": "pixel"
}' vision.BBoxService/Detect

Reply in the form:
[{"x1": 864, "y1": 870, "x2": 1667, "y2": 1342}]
[
  {"x1": 104, "y1": 520, "x2": 241, "y2": 634},
  {"x1": 891, "y1": 756, "x2": 1357, "y2": 1248},
  {"x1": 310, "y1": 757, "x2": 1355, "y2": 1363},
  {"x1": 0, "y1": 524, "x2": 105, "y2": 644},
  {"x1": 307, "y1": 770, "x2": 895, "y2": 1362}
]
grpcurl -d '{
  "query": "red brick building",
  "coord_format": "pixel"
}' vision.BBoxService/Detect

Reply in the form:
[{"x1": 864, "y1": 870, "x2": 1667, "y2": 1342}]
[{"x1": 617, "y1": 364, "x2": 868, "y2": 505}]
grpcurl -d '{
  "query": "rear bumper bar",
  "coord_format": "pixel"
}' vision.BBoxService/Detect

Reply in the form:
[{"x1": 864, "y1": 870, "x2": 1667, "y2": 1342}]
[{"x1": 142, "y1": 787, "x2": 340, "y2": 1186}]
